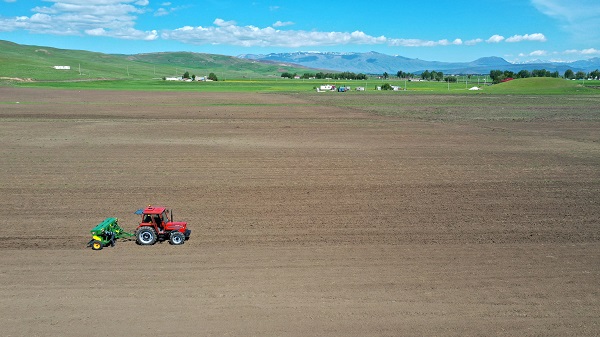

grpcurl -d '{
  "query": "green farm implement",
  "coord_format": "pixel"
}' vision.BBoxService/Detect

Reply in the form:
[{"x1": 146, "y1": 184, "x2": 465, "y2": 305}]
[{"x1": 87, "y1": 217, "x2": 134, "y2": 251}]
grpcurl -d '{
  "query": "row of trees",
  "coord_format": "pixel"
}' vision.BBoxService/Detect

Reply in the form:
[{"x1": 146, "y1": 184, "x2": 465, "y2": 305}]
[
  {"x1": 396, "y1": 71, "x2": 415, "y2": 79},
  {"x1": 282, "y1": 71, "x2": 368, "y2": 80},
  {"x1": 420, "y1": 70, "x2": 445, "y2": 81},
  {"x1": 180, "y1": 71, "x2": 218, "y2": 81},
  {"x1": 489, "y1": 69, "x2": 559, "y2": 83},
  {"x1": 564, "y1": 69, "x2": 600, "y2": 80},
  {"x1": 394, "y1": 68, "x2": 600, "y2": 84},
  {"x1": 490, "y1": 69, "x2": 600, "y2": 83},
  {"x1": 395, "y1": 70, "x2": 457, "y2": 82}
]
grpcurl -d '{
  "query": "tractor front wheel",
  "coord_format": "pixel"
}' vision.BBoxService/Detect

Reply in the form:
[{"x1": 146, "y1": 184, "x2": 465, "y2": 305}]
[
  {"x1": 136, "y1": 227, "x2": 157, "y2": 245},
  {"x1": 169, "y1": 231, "x2": 185, "y2": 245},
  {"x1": 91, "y1": 240, "x2": 103, "y2": 251}
]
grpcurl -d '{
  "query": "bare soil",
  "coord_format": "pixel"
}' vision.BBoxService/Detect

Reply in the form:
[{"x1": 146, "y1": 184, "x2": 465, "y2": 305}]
[{"x1": 0, "y1": 88, "x2": 599, "y2": 336}]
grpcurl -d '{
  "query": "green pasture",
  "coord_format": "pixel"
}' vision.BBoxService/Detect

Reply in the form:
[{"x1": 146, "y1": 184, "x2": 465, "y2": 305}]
[
  {"x1": 0, "y1": 40, "x2": 309, "y2": 82},
  {"x1": 1, "y1": 40, "x2": 599, "y2": 94},
  {"x1": 4, "y1": 77, "x2": 599, "y2": 95}
]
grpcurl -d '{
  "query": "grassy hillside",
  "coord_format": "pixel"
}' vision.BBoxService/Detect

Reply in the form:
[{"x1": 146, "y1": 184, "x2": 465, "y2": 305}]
[
  {"x1": 1, "y1": 40, "x2": 599, "y2": 94},
  {"x1": 0, "y1": 40, "x2": 313, "y2": 81},
  {"x1": 484, "y1": 77, "x2": 596, "y2": 94},
  {"x1": 125, "y1": 52, "x2": 313, "y2": 79}
]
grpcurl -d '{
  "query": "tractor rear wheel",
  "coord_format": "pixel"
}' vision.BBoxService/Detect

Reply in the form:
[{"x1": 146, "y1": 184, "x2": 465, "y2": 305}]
[
  {"x1": 91, "y1": 240, "x2": 103, "y2": 251},
  {"x1": 169, "y1": 231, "x2": 185, "y2": 245},
  {"x1": 136, "y1": 227, "x2": 157, "y2": 245}
]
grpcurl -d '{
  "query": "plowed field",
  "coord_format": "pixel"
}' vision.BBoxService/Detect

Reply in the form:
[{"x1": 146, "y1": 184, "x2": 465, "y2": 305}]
[{"x1": 1, "y1": 88, "x2": 599, "y2": 336}]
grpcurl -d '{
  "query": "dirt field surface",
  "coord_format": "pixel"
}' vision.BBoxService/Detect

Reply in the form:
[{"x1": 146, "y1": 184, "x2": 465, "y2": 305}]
[{"x1": 1, "y1": 87, "x2": 599, "y2": 336}]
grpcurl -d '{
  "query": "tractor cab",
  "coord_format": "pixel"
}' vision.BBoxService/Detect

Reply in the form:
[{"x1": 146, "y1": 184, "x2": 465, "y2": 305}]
[
  {"x1": 140, "y1": 208, "x2": 168, "y2": 229},
  {"x1": 134, "y1": 206, "x2": 190, "y2": 245},
  {"x1": 136, "y1": 206, "x2": 175, "y2": 232}
]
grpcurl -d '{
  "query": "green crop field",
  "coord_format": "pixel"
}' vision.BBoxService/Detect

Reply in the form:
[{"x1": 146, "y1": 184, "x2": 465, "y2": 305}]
[{"x1": 6, "y1": 77, "x2": 598, "y2": 96}]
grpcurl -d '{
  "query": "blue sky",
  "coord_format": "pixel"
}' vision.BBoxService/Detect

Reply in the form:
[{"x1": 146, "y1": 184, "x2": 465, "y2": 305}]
[{"x1": 0, "y1": 0, "x2": 599, "y2": 62}]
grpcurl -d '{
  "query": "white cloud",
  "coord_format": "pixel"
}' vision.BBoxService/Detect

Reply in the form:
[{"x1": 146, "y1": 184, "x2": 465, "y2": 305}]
[
  {"x1": 514, "y1": 48, "x2": 599, "y2": 62},
  {"x1": 564, "y1": 48, "x2": 600, "y2": 55},
  {"x1": 214, "y1": 18, "x2": 236, "y2": 27},
  {"x1": 0, "y1": 0, "x2": 154, "y2": 39},
  {"x1": 161, "y1": 19, "x2": 552, "y2": 49},
  {"x1": 153, "y1": 3, "x2": 187, "y2": 17},
  {"x1": 162, "y1": 20, "x2": 387, "y2": 48},
  {"x1": 465, "y1": 38, "x2": 483, "y2": 46},
  {"x1": 155, "y1": 8, "x2": 169, "y2": 17},
  {"x1": 581, "y1": 48, "x2": 600, "y2": 55},
  {"x1": 0, "y1": 1, "x2": 562, "y2": 51},
  {"x1": 86, "y1": 27, "x2": 157, "y2": 40},
  {"x1": 30, "y1": 13, "x2": 52, "y2": 23},
  {"x1": 273, "y1": 21, "x2": 294, "y2": 27},
  {"x1": 486, "y1": 35, "x2": 505, "y2": 43},
  {"x1": 529, "y1": 50, "x2": 548, "y2": 56},
  {"x1": 505, "y1": 33, "x2": 547, "y2": 42},
  {"x1": 164, "y1": 20, "x2": 484, "y2": 48},
  {"x1": 85, "y1": 28, "x2": 107, "y2": 36}
]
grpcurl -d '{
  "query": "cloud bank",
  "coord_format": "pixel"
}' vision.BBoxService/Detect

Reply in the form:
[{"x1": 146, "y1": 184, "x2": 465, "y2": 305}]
[
  {"x1": 0, "y1": 1, "x2": 547, "y2": 49},
  {"x1": 160, "y1": 19, "x2": 544, "y2": 49},
  {"x1": 0, "y1": 0, "x2": 157, "y2": 40}
]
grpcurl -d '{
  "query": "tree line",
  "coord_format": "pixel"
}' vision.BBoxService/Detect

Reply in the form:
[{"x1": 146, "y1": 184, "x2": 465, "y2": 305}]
[
  {"x1": 281, "y1": 71, "x2": 368, "y2": 80},
  {"x1": 395, "y1": 70, "x2": 455, "y2": 82},
  {"x1": 165, "y1": 71, "x2": 218, "y2": 81},
  {"x1": 489, "y1": 69, "x2": 599, "y2": 83},
  {"x1": 394, "y1": 68, "x2": 600, "y2": 84},
  {"x1": 564, "y1": 69, "x2": 600, "y2": 80},
  {"x1": 489, "y1": 69, "x2": 559, "y2": 83},
  {"x1": 282, "y1": 67, "x2": 600, "y2": 84}
]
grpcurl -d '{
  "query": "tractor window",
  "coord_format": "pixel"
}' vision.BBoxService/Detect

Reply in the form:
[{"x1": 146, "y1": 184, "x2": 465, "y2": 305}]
[
  {"x1": 143, "y1": 214, "x2": 151, "y2": 223},
  {"x1": 161, "y1": 211, "x2": 169, "y2": 224}
]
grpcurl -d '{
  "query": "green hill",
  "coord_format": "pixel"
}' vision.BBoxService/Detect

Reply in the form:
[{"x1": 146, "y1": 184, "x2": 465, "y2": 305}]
[
  {"x1": 0, "y1": 40, "x2": 315, "y2": 82},
  {"x1": 484, "y1": 77, "x2": 596, "y2": 94},
  {"x1": 1, "y1": 40, "x2": 598, "y2": 94}
]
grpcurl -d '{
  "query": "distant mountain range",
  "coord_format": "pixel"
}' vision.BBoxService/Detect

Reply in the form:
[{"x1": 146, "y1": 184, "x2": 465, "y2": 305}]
[{"x1": 239, "y1": 51, "x2": 600, "y2": 75}]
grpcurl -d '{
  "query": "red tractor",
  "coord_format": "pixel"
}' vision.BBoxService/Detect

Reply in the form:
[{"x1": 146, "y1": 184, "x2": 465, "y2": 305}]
[{"x1": 134, "y1": 206, "x2": 191, "y2": 246}]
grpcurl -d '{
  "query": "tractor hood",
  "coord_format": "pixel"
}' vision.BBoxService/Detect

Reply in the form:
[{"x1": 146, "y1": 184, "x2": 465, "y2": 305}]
[{"x1": 166, "y1": 221, "x2": 187, "y2": 230}]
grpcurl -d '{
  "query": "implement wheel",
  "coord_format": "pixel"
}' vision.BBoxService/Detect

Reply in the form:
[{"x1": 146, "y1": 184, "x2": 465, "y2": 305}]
[
  {"x1": 91, "y1": 240, "x2": 103, "y2": 251},
  {"x1": 169, "y1": 231, "x2": 185, "y2": 245},
  {"x1": 136, "y1": 227, "x2": 157, "y2": 245}
]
